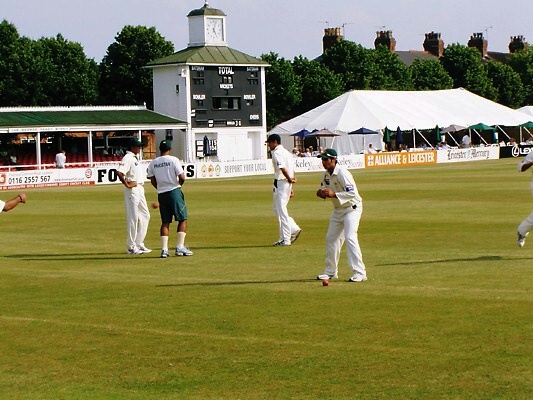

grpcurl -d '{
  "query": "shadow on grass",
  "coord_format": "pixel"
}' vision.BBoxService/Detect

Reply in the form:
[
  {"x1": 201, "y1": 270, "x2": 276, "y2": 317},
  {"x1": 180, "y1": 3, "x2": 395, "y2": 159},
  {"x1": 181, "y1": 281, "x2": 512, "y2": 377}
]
[
  {"x1": 156, "y1": 279, "x2": 318, "y2": 287},
  {"x1": 2, "y1": 253, "x2": 155, "y2": 261},
  {"x1": 376, "y1": 255, "x2": 518, "y2": 267}
]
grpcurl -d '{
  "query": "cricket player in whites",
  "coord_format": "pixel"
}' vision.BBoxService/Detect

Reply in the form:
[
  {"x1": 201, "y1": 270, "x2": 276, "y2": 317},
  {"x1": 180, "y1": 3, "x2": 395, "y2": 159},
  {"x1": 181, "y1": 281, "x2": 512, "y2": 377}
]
[
  {"x1": 266, "y1": 134, "x2": 301, "y2": 246},
  {"x1": 117, "y1": 138, "x2": 151, "y2": 255},
  {"x1": 316, "y1": 148, "x2": 367, "y2": 282},
  {"x1": 517, "y1": 151, "x2": 533, "y2": 247}
]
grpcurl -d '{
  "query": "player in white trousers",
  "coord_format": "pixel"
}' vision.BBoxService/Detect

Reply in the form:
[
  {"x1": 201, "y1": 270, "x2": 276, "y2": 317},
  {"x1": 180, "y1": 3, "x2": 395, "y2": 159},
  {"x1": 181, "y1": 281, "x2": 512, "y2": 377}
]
[
  {"x1": 117, "y1": 138, "x2": 151, "y2": 255},
  {"x1": 517, "y1": 151, "x2": 533, "y2": 247},
  {"x1": 315, "y1": 148, "x2": 367, "y2": 282},
  {"x1": 266, "y1": 134, "x2": 301, "y2": 246}
]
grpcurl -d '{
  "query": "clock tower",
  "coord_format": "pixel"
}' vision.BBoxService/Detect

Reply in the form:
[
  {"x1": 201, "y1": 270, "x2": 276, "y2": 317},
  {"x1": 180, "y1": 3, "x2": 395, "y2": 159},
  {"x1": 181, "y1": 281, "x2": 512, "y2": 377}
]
[
  {"x1": 148, "y1": 2, "x2": 269, "y2": 163},
  {"x1": 188, "y1": 1, "x2": 227, "y2": 47}
]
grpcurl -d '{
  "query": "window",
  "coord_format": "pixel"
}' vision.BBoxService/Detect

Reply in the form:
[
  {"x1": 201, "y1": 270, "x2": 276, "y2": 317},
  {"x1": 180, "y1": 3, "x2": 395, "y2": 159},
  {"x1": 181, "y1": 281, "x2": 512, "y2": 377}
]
[{"x1": 213, "y1": 97, "x2": 241, "y2": 110}]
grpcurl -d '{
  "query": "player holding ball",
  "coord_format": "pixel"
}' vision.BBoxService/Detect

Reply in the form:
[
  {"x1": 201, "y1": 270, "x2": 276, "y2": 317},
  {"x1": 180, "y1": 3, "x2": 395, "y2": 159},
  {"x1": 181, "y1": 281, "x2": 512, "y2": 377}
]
[{"x1": 316, "y1": 149, "x2": 368, "y2": 283}]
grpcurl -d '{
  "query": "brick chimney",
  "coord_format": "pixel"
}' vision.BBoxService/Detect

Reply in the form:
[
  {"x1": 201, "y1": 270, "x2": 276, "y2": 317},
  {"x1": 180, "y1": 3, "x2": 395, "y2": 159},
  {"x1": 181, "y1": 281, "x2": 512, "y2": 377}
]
[
  {"x1": 374, "y1": 30, "x2": 396, "y2": 52},
  {"x1": 467, "y1": 32, "x2": 488, "y2": 57},
  {"x1": 322, "y1": 27, "x2": 343, "y2": 53},
  {"x1": 423, "y1": 32, "x2": 444, "y2": 57},
  {"x1": 509, "y1": 35, "x2": 529, "y2": 53}
]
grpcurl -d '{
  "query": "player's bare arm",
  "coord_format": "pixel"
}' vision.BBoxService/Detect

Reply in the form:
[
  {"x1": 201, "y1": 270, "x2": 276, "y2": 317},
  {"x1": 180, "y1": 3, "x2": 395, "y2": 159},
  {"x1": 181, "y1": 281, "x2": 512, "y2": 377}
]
[
  {"x1": 178, "y1": 173, "x2": 185, "y2": 186},
  {"x1": 521, "y1": 161, "x2": 533, "y2": 172}
]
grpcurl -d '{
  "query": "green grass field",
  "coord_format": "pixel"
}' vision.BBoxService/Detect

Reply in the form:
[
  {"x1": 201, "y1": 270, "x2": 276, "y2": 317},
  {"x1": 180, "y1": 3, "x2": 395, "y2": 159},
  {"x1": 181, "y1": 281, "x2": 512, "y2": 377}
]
[{"x1": 0, "y1": 158, "x2": 532, "y2": 399}]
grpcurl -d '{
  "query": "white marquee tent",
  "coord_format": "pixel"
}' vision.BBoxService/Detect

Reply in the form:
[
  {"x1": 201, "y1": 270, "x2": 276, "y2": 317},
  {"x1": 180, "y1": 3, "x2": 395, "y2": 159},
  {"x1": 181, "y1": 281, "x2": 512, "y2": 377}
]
[
  {"x1": 517, "y1": 106, "x2": 533, "y2": 119},
  {"x1": 269, "y1": 88, "x2": 530, "y2": 154}
]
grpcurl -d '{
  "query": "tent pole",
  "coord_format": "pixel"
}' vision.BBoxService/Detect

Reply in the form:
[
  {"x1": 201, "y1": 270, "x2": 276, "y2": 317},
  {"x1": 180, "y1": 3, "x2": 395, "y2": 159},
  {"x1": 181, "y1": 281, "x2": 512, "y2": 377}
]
[
  {"x1": 415, "y1": 128, "x2": 433, "y2": 149},
  {"x1": 497, "y1": 126, "x2": 511, "y2": 142},
  {"x1": 472, "y1": 129, "x2": 488, "y2": 145}
]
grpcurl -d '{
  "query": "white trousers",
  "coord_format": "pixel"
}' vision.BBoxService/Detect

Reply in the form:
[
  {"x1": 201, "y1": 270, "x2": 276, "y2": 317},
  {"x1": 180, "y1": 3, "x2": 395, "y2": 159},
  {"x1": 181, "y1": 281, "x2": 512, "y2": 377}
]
[
  {"x1": 323, "y1": 205, "x2": 366, "y2": 278},
  {"x1": 273, "y1": 180, "x2": 300, "y2": 243},
  {"x1": 518, "y1": 180, "x2": 533, "y2": 236},
  {"x1": 123, "y1": 185, "x2": 150, "y2": 248}
]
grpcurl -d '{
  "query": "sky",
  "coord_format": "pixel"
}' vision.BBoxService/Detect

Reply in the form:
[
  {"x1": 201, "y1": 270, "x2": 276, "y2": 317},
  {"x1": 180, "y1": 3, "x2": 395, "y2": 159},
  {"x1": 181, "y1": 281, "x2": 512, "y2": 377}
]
[{"x1": 2, "y1": 0, "x2": 532, "y2": 63}]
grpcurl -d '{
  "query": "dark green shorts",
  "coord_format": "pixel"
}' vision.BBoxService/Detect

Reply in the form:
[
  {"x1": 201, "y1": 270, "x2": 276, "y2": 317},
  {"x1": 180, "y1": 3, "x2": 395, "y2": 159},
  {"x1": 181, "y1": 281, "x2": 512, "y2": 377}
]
[{"x1": 158, "y1": 188, "x2": 188, "y2": 223}]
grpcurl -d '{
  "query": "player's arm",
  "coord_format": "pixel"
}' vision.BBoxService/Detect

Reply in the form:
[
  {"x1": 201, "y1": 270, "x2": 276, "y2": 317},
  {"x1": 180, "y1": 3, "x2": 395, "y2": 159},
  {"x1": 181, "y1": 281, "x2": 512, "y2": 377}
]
[
  {"x1": 178, "y1": 172, "x2": 185, "y2": 186},
  {"x1": 149, "y1": 176, "x2": 158, "y2": 189},
  {"x1": 280, "y1": 167, "x2": 296, "y2": 183},
  {"x1": 519, "y1": 160, "x2": 533, "y2": 172},
  {"x1": 117, "y1": 171, "x2": 136, "y2": 188}
]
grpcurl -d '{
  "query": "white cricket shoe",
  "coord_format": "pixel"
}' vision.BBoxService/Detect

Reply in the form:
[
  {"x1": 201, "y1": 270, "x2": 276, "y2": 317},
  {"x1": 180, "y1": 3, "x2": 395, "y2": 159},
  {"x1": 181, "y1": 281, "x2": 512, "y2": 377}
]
[
  {"x1": 127, "y1": 245, "x2": 141, "y2": 255},
  {"x1": 273, "y1": 240, "x2": 291, "y2": 246},
  {"x1": 175, "y1": 246, "x2": 193, "y2": 256},
  {"x1": 138, "y1": 245, "x2": 152, "y2": 254},
  {"x1": 160, "y1": 249, "x2": 170, "y2": 258},
  {"x1": 517, "y1": 232, "x2": 528, "y2": 248},
  {"x1": 317, "y1": 273, "x2": 338, "y2": 280},
  {"x1": 348, "y1": 274, "x2": 367, "y2": 282},
  {"x1": 290, "y1": 229, "x2": 302, "y2": 244}
]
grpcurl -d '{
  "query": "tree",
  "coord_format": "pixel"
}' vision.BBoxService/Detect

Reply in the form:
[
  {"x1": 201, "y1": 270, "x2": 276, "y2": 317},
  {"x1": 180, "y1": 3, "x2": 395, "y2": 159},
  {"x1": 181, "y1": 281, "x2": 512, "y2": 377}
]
[
  {"x1": 485, "y1": 61, "x2": 524, "y2": 108},
  {"x1": 409, "y1": 59, "x2": 453, "y2": 90},
  {"x1": 0, "y1": 21, "x2": 98, "y2": 107},
  {"x1": 261, "y1": 52, "x2": 301, "y2": 129},
  {"x1": 507, "y1": 48, "x2": 533, "y2": 105},
  {"x1": 291, "y1": 56, "x2": 343, "y2": 115},
  {"x1": 440, "y1": 44, "x2": 497, "y2": 100},
  {"x1": 98, "y1": 26, "x2": 174, "y2": 108},
  {"x1": 0, "y1": 21, "x2": 34, "y2": 106},
  {"x1": 31, "y1": 34, "x2": 98, "y2": 106},
  {"x1": 368, "y1": 46, "x2": 413, "y2": 90},
  {"x1": 320, "y1": 41, "x2": 372, "y2": 91}
]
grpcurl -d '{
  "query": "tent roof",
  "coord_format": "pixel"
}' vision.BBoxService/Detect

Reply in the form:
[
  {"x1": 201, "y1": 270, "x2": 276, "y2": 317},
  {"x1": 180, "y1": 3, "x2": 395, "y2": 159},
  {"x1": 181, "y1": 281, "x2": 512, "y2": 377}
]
[
  {"x1": 517, "y1": 106, "x2": 533, "y2": 118},
  {"x1": 269, "y1": 88, "x2": 530, "y2": 135}
]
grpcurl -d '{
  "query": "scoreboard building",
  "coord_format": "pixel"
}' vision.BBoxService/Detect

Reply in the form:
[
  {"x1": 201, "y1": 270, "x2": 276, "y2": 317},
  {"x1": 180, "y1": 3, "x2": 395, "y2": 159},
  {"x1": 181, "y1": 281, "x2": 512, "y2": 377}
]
[{"x1": 147, "y1": 2, "x2": 269, "y2": 163}]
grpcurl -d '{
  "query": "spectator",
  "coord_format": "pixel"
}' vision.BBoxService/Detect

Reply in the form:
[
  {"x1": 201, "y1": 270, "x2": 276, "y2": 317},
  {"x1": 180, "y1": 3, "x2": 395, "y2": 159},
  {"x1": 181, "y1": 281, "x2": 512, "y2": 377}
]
[
  {"x1": 461, "y1": 133, "x2": 471, "y2": 148},
  {"x1": 55, "y1": 150, "x2": 66, "y2": 168}
]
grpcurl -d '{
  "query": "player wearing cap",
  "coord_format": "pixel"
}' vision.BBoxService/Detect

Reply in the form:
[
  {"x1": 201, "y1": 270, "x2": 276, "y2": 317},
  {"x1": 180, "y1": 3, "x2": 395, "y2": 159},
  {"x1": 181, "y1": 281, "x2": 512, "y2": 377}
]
[
  {"x1": 117, "y1": 138, "x2": 151, "y2": 255},
  {"x1": 266, "y1": 133, "x2": 301, "y2": 246},
  {"x1": 147, "y1": 140, "x2": 193, "y2": 258},
  {"x1": 315, "y1": 148, "x2": 367, "y2": 282}
]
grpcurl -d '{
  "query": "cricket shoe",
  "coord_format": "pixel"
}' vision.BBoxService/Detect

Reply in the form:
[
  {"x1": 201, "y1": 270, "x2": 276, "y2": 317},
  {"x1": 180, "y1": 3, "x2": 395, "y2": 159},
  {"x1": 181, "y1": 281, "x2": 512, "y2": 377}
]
[
  {"x1": 160, "y1": 249, "x2": 170, "y2": 258},
  {"x1": 273, "y1": 240, "x2": 291, "y2": 246},
  {"x1": 290, "y1": 229, "x2": 302, "y2": 244},
  {"x1": 517, "y1": 232, "x2": 528, "y2": 248},
  {"x1": 138, "y1": 245, "x2": 152, "y2": 254},
  {"x1": 348, "y1": 275, "x2": 367, "y2": 282},
  {"x1": 127, "y1": 245, "x2": 141, "y2": 255},
  {"x1": 175, "y1": 246, "x2": 193, "y2": 256},
  {"x1": 317, "y1": 274, "x2": 338, "y2": 280}
]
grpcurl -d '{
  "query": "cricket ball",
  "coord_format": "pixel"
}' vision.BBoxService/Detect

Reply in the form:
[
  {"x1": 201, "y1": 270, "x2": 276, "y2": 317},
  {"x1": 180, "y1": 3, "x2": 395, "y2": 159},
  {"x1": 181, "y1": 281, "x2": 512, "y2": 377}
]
[
  {"x1": 151, "y1": 202, "x2": 159, "y2": 209},
  {"x1": 322, "y1": 280, "x2": 329, "y2": 287}
]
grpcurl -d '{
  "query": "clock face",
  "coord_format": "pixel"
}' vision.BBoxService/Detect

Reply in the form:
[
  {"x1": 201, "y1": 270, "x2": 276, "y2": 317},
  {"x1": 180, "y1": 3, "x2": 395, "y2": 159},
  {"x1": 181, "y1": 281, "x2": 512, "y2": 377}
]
[{"x1": 205, "y1": 18, "x2": 223, "y2": 42}]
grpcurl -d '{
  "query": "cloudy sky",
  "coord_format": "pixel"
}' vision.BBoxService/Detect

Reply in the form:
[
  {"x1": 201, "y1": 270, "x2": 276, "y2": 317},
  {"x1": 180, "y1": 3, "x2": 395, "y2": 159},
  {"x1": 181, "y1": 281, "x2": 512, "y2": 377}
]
[{"x1": 3, "y1": 0, "x2": 532, "y2": 62}]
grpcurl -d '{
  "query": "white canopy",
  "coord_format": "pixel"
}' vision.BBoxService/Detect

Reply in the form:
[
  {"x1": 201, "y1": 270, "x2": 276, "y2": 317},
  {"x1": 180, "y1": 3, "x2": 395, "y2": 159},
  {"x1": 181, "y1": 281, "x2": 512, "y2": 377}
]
[
  {"x1": 269, "y1": 88, "x2": 530, "y2": 154},
  {"x1": 517, "y1": 106, "x2": 533, "y2": 118}
]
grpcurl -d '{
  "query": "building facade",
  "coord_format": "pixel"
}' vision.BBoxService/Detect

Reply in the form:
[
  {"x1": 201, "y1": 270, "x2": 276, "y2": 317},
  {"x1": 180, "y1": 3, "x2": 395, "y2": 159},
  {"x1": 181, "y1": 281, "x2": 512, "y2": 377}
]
[{"x1": 147, "y1": 2, "x2": 269, "y2": 162}]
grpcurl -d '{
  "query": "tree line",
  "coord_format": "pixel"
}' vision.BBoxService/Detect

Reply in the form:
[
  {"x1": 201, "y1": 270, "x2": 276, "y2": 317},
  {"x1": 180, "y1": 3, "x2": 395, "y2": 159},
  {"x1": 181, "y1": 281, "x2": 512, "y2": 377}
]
[{"x1": 1, "y1": 20, "x2": 533, "y2": 130}]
